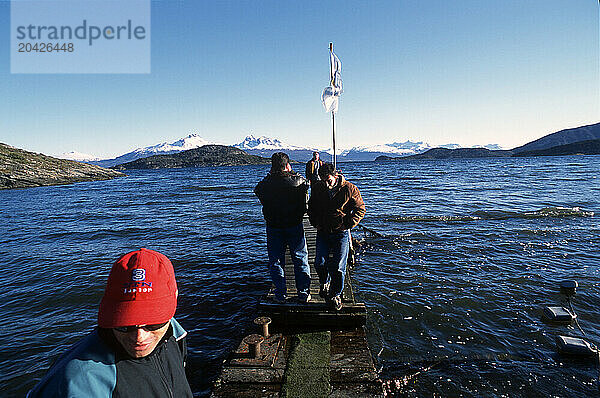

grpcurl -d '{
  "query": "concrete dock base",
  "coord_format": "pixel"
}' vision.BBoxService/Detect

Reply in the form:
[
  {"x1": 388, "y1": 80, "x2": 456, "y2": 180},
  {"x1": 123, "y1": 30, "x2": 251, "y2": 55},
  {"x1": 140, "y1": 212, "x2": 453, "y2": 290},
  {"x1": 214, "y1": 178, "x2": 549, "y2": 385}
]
[{"x1": 211, "y1": 327, "x2": 382, "y2": 397}]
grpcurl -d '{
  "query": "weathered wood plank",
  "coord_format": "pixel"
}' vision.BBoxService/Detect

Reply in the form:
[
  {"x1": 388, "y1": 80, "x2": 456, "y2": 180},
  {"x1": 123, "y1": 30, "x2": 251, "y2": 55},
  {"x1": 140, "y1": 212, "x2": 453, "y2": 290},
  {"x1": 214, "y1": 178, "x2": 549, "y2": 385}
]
[
  {"x1": 210, "y1": 384, "x2": 281, "y2": 398},
  {"x1": 330, "y1": 328, "x2": 382, "y2": 396}
]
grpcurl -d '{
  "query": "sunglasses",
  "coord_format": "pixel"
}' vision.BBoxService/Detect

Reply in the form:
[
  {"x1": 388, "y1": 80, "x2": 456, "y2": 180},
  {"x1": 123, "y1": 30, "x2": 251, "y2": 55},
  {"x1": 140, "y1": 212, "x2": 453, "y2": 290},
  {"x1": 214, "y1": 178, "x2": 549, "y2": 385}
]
[{"x1": 113, "y1": 321, "x2": 169, "y2": 333}]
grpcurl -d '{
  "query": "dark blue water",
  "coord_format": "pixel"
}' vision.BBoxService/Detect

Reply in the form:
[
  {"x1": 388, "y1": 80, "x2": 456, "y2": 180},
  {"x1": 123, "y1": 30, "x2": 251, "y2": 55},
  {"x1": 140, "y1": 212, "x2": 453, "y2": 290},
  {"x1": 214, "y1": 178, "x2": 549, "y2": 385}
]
[{"x1": 1, "y1": 156, "x2": 599, "y2": 397}]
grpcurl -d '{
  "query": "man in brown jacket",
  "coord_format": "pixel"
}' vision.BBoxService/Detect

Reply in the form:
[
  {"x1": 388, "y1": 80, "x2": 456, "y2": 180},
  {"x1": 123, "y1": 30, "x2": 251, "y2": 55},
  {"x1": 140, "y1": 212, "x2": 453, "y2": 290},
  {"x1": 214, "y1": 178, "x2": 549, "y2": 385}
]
[
  {"x1": 305, "y1": 151, "x2": 324, "y2": 185},
  {"x1": 307, "y1": 163, "x2": 365, "y2": 310}
]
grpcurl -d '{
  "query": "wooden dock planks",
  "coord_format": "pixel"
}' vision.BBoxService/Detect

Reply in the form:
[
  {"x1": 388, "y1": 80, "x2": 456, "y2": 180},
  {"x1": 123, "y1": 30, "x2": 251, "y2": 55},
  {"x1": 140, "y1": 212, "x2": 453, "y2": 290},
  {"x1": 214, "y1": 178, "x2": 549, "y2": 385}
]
[{"x1": 257, "y1": 218, "x2": 366, "y2": 329}]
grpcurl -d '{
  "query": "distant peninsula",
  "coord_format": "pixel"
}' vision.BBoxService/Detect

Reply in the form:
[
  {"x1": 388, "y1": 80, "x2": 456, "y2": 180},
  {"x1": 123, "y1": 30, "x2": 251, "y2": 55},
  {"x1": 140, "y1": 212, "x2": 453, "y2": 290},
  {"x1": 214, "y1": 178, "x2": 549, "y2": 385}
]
[
  {"x1": 513, "y1": 139, "x2": 600, "y2": 157},
  {"x1": 112, "y1": 144, "x2": 271, "y2": 170},
  {"x1": 511, "y1": 122, "x2": 600, "y2": 153},
  {"x1": 0, "y1": 143, "x2": 124, "y2": 190},
  {"x1": 376, "y1": 122, "x2": 600, "y2": 161}
]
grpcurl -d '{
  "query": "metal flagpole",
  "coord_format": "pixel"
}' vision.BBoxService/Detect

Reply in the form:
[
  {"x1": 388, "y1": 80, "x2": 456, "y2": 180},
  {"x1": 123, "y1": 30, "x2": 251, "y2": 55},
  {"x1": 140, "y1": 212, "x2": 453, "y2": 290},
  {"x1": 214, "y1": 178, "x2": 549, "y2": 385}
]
[
  {"x1": 329, "y1": 42, "x2": 336, "y2": 169},
  {"x1": 332, "y1": 111, "x2": 336, "y2": 169}
]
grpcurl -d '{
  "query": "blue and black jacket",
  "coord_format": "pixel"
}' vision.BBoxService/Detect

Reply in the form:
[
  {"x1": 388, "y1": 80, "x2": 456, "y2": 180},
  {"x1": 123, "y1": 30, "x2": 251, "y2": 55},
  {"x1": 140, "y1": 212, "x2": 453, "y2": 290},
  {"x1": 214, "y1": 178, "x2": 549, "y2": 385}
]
[{"x1": 28, "y1": 318, "x2": 193, "y2": 397}]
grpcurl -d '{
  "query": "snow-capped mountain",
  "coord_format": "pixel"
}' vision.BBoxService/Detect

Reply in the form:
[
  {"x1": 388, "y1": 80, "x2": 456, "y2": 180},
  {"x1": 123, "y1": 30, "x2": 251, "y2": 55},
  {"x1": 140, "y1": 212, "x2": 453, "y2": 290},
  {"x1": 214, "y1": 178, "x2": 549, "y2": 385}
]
[
  {"x1": 58, "y1": 151, "x2": 101, "y2": 162},
  {"x1": 142, "y1": 134, "x2": 213, "y2": 153},
  {"x1": 234, "y1": 134, "x2": 320, "y2": 161},
  {"x1": 233, "y1": 135, "x2": 457, "y2": 162},
  {"x1": 337, "y1": 141, "x2": 433, "y2": 161},
  {"x1": 473, "y1": 144, "x2": 503, "y2": 150},
  {"x1": 234, "y1": 134, "x2": 317, "y2": 151},
  {"x1": 236, "y1": 135, "x2": 284, "y2": 150},
  {"x1": 90, "y1": 134, "x2": 217, "y2": 168},
  {"x1": 438, "y1": 143, "x2": 461, "y2": 150}
]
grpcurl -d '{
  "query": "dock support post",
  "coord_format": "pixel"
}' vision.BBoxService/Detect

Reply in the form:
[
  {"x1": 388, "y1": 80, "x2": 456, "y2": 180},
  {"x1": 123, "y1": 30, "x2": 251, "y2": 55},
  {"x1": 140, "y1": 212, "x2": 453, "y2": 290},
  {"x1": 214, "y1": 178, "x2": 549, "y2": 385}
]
[
  {"x1": 243, "y1": 334, "x2": 265, "y2": 359},
  {"x1": 254, "y1": 316, "x2": 272, "y2": 338}
]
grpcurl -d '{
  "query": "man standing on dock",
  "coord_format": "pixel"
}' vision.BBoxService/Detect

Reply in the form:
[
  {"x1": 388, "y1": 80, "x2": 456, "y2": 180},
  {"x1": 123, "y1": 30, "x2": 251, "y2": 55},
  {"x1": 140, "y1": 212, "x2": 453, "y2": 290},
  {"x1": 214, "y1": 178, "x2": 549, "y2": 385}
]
[
  {"x1": 254, "y1": 152, "x2": 312, "y2": 303},
  {"x1": 28, "y1": 249, "x2": 193, "y2": 397},
  {"x1": 308, "y1": 163, "x2": 365, "y2": 311},
  {"x1": 305, "y1": 151, "x2": 324, "y2": 185}
]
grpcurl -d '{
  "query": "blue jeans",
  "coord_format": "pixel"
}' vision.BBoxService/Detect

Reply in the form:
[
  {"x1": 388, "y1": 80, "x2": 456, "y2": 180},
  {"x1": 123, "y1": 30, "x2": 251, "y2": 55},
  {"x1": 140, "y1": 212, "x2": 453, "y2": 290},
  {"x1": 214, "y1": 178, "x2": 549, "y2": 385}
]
[
  {"x1": 314, "y1": 229, "x2": 350, "y2": 299},
  {"x1": 266, "y1": 223, "x2": 311, "y2": 300}
]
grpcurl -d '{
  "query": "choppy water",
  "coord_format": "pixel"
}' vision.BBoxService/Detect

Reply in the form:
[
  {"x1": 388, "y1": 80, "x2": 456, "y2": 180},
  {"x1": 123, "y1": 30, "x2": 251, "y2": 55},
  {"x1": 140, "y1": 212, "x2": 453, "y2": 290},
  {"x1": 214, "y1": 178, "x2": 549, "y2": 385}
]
[{"x1": 1, "y1": 156, "x2": 599, "y2": 397}]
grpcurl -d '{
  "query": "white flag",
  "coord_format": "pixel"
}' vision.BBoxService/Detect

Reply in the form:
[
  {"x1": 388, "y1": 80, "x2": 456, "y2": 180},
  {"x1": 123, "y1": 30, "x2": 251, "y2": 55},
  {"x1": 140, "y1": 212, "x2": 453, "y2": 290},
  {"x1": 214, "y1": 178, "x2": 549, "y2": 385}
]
[
  {"x1": 322, "y1": 50, "x2": 343, "y2": 113},
  {"x1": 330, "y1": 51, "x2": 342, "y2": 94}
]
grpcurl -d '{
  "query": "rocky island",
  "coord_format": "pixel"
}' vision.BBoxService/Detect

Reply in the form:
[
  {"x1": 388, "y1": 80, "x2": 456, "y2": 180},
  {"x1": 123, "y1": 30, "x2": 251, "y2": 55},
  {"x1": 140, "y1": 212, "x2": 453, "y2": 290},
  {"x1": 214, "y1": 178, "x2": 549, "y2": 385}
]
[
  {"x1": 377, "y1": 147, "x2": 513, "y2": 161},
  {"x1": 0, "y1": 143, "x2": 124, "y2": 190},
  {"x1": 112, "y1": 144, "x2": 271, "y2": 170}
]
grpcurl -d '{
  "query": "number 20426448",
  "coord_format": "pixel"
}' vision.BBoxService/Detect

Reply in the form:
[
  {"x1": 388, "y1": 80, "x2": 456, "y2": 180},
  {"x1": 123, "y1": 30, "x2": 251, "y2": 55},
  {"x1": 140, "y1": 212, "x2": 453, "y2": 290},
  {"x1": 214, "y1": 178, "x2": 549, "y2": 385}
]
[{"x1": 18, "y1": 42, "x2": 74, "y2": 52}]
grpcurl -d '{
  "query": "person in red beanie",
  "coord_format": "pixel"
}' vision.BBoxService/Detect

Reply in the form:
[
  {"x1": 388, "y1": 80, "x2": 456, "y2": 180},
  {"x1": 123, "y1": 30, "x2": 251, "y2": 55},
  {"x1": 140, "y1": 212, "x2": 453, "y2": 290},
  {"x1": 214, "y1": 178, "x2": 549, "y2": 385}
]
[{"x1": 28, "y1": 248, "x2": 193, "y2": 397}]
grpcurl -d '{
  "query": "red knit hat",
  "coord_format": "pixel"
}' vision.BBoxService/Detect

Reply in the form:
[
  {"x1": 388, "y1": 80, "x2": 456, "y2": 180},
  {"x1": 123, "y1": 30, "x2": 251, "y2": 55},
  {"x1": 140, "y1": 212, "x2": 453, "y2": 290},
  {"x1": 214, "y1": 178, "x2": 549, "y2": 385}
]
[{"x1": 98, "y1": 248, "x2": 178, "y2": 328}]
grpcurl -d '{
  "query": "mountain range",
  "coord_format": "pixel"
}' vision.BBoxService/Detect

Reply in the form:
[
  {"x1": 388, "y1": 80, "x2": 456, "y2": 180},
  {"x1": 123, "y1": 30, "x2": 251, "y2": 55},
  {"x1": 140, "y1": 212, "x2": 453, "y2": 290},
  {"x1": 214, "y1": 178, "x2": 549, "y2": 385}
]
[
  {"x1": 376, "y1": 122, "x2": 600, "y2": 161},
  {"x1": 60, "y1": 122, "x2": 599, "y2": 167},
  {"x1": 63, "y1": 134, "x2": 488, "y2": 167}
]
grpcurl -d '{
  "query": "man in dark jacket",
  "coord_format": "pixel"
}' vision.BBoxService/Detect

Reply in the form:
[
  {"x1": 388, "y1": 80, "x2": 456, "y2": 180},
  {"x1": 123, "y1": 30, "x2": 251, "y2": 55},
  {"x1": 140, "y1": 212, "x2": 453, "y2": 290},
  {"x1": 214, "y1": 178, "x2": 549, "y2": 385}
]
[
  {"x1": 254, "y1": 152, "x2": 311, "y2": 303},
  {"x1": 28, "y1": 249, "x2": 193, "y2": 398},
  {"x1": 308, "y1": 163, "x2": 365, "y2": 310},
  {"x1": 305, "y1": 151, "x2": 324, "y2": 185}
]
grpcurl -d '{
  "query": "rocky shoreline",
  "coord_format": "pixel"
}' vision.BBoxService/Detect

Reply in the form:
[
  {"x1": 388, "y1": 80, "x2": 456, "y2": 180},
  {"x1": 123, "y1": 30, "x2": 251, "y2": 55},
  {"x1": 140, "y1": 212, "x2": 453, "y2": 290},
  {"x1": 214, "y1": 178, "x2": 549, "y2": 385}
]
[{"x1": 0, "y1": 143, "x2": 124, "y2": 190}]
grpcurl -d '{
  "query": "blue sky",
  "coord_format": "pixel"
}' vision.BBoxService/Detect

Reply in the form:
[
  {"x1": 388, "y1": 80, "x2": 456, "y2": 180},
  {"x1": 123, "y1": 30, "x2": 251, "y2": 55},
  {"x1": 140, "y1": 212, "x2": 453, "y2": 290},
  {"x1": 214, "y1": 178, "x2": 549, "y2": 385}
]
[{"x1": 0, "y1": 1, "x2": 598, "y2": 158}]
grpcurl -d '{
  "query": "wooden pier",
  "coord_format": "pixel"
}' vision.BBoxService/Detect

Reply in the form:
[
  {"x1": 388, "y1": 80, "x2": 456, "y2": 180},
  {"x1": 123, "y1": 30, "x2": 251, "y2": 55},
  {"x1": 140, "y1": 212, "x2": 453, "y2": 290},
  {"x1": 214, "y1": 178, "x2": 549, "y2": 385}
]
[
  {"x1": 211, "y1": 219, "x2": 382, "y2": 397},
  {"x1": 256, "y1": 218, "x2": 367, "y2": 329}
]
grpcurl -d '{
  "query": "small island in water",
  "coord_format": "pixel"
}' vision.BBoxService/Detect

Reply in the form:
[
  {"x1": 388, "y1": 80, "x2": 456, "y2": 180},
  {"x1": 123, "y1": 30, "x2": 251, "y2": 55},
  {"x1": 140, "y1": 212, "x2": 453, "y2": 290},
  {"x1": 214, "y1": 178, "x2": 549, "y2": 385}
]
[
  {"x1": 0, "y1": 143, "x2": 124, "y2": 190},
  {"x1": 112, "y1": 144, "x2": 270, "y2": 170}
]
